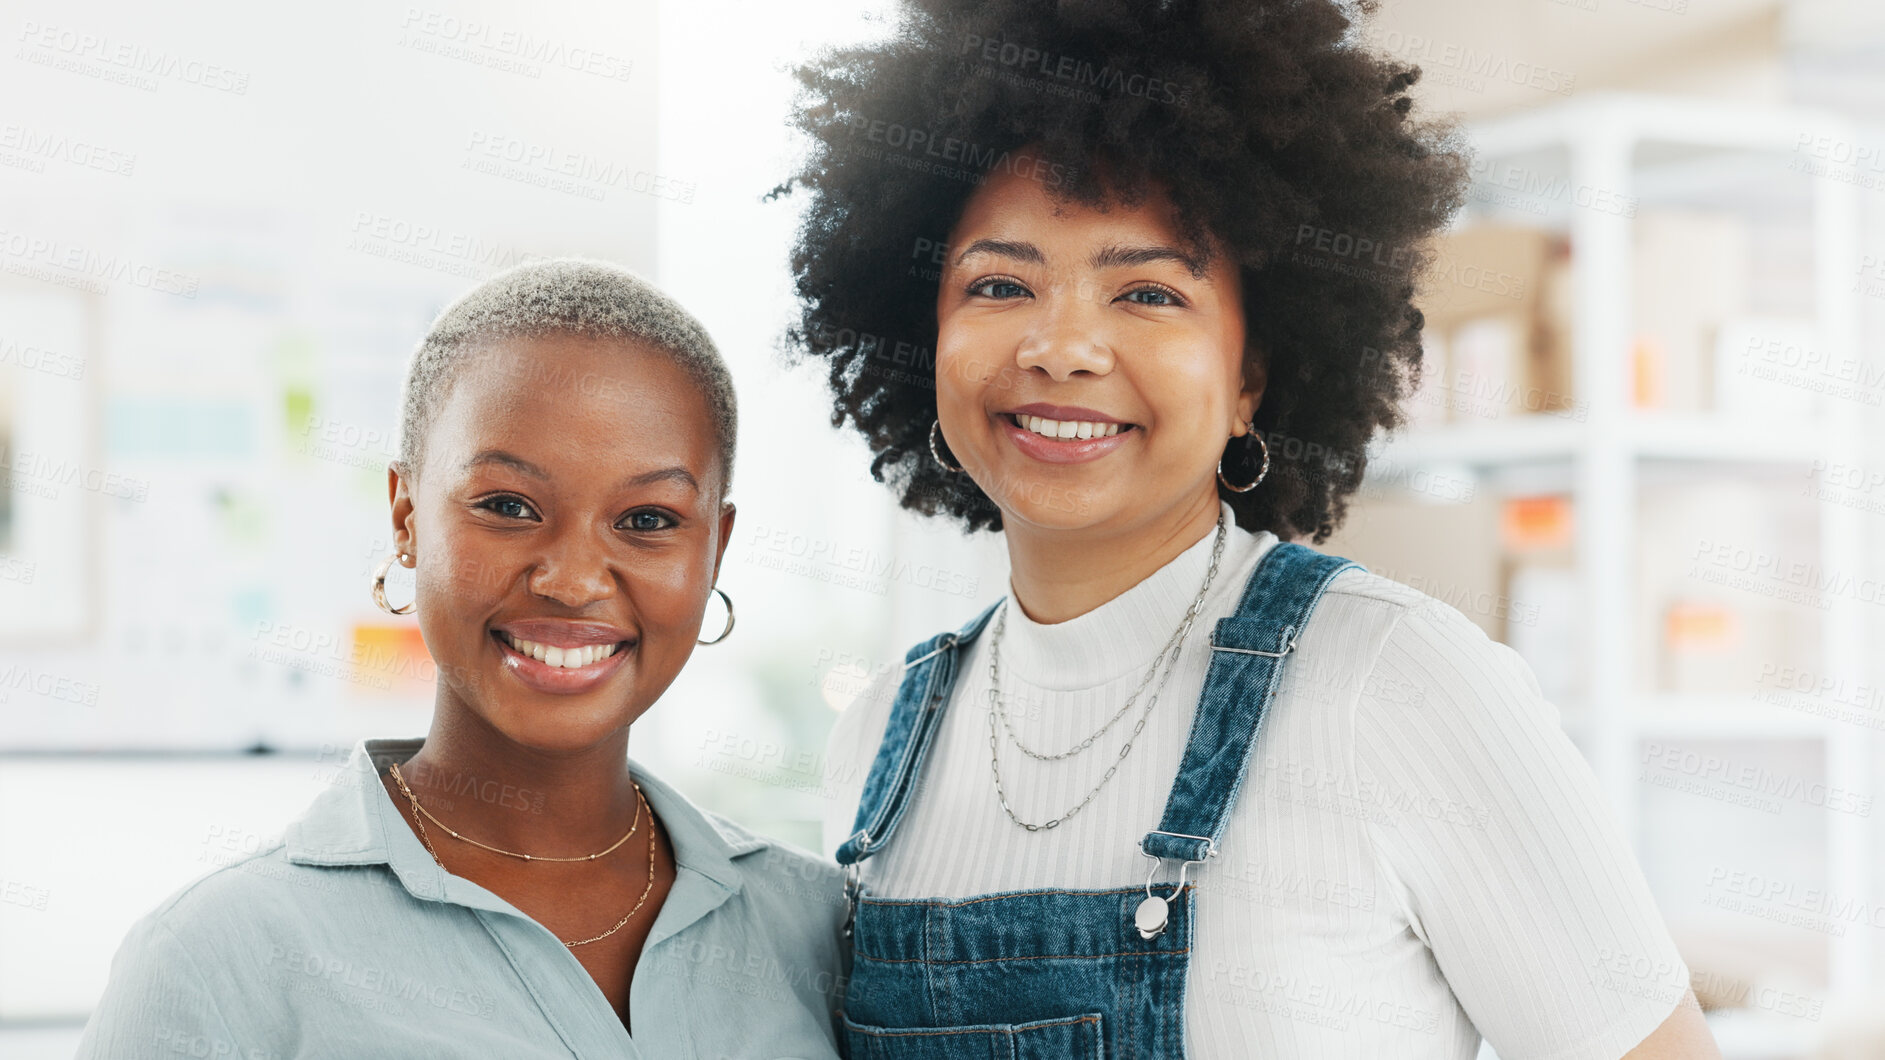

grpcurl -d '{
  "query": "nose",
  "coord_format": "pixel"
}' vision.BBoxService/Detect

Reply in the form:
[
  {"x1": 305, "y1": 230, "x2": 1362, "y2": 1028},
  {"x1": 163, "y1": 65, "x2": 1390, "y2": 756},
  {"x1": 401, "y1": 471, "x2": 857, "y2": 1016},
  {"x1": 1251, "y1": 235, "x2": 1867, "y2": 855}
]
[
  {"x1": 1013, "y1": 278, "x2": 1117, "y2": 382},
  {"x1": 525, "y1": 526, "x2": 617, "y2": 610}
]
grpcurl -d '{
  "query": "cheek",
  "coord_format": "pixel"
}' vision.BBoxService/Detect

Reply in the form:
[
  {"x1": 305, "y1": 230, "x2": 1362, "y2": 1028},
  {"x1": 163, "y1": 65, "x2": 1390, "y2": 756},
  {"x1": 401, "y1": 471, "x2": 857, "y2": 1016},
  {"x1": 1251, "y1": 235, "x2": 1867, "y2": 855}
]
[
  {"x1": 629, "y1": 552, "x2": 717, "y2": 628},
  {"x1": 626, "y1": 566, "x2": 716, "y2": 673},
  {"x1": 412, "y1": 550, "x2": 507, "y2": 665},
  {"x1": 1138, "y1": 342, "x2": 1239, "y2": 442},
  {"x1": 638, "y1": 558, "x2": 701, "y2": 604},
  {"x1": 935, "y1": 317, "x2": 1012, "y2": 407}
]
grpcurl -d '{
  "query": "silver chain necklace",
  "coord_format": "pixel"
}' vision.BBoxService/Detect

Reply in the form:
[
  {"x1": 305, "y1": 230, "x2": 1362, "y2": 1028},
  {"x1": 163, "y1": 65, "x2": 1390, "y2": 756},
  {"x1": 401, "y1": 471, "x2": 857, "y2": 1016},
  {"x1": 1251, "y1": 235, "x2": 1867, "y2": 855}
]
[{"x1": 986, "y1": 510, "x2": 1228, "y2": 832}]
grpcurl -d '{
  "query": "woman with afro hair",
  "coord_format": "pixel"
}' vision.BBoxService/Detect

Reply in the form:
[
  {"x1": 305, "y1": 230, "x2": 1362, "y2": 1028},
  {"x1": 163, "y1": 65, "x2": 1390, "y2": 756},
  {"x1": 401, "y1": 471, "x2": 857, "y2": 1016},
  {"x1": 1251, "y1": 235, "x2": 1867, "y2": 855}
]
[{"x1": 779, "y1": 0, "x2": 1719, "y2": 1056}]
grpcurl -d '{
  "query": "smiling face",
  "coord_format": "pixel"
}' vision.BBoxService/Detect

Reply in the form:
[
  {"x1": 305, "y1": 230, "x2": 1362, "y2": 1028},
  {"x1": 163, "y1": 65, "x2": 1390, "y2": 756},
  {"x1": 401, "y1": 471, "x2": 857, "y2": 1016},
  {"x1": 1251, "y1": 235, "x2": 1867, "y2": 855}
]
[
  {"x1": 934, "y1": 165, "x2": 1260, "y2": 535},
  {"x1": 388, "y1": 333, "x2": 734, "y2": 754}
]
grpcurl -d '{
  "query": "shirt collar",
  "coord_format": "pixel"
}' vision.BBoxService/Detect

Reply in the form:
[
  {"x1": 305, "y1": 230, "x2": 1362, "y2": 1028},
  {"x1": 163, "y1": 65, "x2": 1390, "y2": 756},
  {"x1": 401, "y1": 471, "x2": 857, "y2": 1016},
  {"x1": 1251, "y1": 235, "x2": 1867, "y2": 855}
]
[{"x1": 283, "y1": 737, "x2": 771, "y2": 910}]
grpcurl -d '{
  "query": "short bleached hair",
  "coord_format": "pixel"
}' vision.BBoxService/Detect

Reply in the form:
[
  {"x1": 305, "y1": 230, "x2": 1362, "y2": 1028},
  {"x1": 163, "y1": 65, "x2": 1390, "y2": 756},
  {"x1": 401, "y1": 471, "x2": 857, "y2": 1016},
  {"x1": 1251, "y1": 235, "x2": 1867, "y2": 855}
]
[{"x1": 396, "y1": 258, "x2": 737, "y2": 493}]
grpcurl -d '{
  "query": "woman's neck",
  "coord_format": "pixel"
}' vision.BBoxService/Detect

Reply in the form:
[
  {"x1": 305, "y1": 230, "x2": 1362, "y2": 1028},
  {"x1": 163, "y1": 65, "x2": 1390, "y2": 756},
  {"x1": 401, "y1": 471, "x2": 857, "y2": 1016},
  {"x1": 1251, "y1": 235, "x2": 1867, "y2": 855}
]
[
  {"x1": 392, "y1": 713, "x2": 641, "y2": 857},
  {"x1": 1003, "y1": 490, "x2": 1222, "y2": 625}
]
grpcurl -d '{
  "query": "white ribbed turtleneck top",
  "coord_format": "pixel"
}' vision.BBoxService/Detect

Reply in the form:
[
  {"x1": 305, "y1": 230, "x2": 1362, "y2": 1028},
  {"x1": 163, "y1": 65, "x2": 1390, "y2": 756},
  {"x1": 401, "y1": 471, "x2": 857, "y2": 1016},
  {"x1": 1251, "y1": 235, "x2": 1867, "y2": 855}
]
[{"x1": 823, "y1": 502, "x2": 1687, "y2": 1059}]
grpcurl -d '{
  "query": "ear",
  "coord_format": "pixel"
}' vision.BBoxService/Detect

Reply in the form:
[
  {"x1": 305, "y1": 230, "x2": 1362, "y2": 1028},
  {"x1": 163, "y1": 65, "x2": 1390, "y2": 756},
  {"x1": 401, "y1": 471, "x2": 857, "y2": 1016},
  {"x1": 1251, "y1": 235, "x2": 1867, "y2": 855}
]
[
  {"x1": 387, "y1": 462, "x2": 418, "y2": 564},
  {"x1": 710, "y1": 500, "x2": 737, "y2": 585},
  {"x1": 1235, "y1": 346, "x2": 1267, "y2": 433}
]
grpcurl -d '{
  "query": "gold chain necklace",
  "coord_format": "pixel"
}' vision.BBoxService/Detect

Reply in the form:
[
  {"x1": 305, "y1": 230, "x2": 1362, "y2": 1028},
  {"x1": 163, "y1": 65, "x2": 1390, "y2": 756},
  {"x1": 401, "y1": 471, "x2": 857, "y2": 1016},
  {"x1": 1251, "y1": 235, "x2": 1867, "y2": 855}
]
[
  {"x1": 388, "y1": 761, "x2": 659, "y2": 949},
  {"x1": 388, "y1": 761, "x2": 641, "y2": 861}
]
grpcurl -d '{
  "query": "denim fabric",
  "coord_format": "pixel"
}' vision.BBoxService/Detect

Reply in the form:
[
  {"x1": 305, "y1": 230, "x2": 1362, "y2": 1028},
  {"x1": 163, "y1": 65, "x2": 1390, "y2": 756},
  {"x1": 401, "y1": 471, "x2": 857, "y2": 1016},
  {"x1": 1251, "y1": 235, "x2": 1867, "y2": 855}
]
[
  {"x1": 835, "y1": 543, "x2": 1360, "y2": 1059},
  {"x1": 1142, "y1": 548, "x2": 1361, "y2": 863},
  {"x1": 834, "y1": 604, "x2": 1000, "y2": 868},
  {"x1": 843, "y1": 886, "x2": 1194, "y2": 1058}
]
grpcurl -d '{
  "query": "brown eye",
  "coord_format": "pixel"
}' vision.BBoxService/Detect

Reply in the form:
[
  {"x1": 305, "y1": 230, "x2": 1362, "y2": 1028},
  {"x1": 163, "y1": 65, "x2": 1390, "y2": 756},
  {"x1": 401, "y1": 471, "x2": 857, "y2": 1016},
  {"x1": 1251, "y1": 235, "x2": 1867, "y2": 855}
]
[
  {"x1": 1120, "y1": 284, "x2": 1184, "y2": 307},
  {"x1": 620, "y1": 510, "x2": 676, "y2": 532},
  {"x1": 478, "y1": 495, "x2": 538, "y2": 520},
  {"x1": 969, "y1": 278, "x2": 1030, "y2": 299}
]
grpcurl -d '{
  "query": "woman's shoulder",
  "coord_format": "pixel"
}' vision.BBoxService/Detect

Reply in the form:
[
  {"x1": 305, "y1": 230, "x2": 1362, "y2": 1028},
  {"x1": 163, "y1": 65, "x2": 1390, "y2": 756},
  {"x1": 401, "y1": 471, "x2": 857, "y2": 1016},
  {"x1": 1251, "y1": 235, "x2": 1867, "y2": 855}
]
[
  {"x1": 135, "y1": 841, "x2": 369, "y2": 951},
  {"x1": 820, "y1": 656, "x2": 907, "y2": 768},
  {"x1": 695, "y1": 812, "x2": 850, "y2": 981},
  {"x1": 1317, "y1": 564, "x2": 1523, "y2": 663},
  {"x1": 88, "y1": 840, "x2": 379, "y2": 1031},
  {"x1": 707, "y1": 810, "x2": 844, "y2": 888},
  {"x1": 719, "y1": 821, "x2": 847, "y2": 918},
  {"x1": 1306, "y1": 562, "x2": 1550, "y2": 725},
  {"x1": 1291, "y1": 562, "x2": 1462, "y2": 666},
  {"x1": 632, "y1": 762, "x2": 846, "y2": 927},
  {"x1": 1317, "y1": 561, "x2": 1433, "y2": 613},
  {"x1": 1307, "y1": 571, "x2": 1572, "y2": 809}
]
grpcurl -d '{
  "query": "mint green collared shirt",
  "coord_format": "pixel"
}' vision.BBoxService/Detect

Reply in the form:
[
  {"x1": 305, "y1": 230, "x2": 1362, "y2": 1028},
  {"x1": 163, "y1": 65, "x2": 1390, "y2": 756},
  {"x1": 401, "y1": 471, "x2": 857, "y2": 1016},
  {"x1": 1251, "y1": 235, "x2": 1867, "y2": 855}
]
[{"x1": 76, "y1": 738, "x2": 848, "y2": 1060}]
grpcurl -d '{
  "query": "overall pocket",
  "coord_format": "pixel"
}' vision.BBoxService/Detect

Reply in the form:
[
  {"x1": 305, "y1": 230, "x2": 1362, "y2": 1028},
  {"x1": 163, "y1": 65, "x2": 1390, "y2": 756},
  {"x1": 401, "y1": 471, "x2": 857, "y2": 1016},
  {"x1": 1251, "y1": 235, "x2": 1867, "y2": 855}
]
[{"x1": 840, "y1": 1011, "x2": 1104, "y2": 1060}]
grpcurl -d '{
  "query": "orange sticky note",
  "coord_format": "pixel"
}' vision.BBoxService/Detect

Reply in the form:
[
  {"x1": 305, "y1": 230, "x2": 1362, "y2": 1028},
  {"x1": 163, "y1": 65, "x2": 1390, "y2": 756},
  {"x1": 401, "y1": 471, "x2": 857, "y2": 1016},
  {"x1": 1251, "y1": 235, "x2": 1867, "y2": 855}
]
[
  {"x1": 351, "y1": 623, "x2": 435, "y2": 695},
  {"x1": 1501, "y1": 495, "x2": 1572, "y2": 552},
  {"x1": 1664, "y1": 602, "x2": 1740, "y2": 652}
]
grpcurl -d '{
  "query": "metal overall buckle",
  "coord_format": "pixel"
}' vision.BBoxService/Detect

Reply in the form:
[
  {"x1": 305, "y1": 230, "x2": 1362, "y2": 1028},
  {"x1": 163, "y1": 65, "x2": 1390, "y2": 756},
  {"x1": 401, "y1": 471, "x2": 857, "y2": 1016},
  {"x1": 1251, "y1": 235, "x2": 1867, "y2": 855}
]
[
  {"x1": 1136, "y1": 831, "x2": 1217, "y2": 940},
  {"x1": 840, "y1": 835, "x2": 868, "y2": 940}
]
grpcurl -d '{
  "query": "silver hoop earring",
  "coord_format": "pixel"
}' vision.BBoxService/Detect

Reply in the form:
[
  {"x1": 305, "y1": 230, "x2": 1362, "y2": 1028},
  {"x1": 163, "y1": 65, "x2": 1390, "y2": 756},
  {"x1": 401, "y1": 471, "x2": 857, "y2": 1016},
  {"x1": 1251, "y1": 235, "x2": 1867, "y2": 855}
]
[
  {"x1": 698, "y1": 587, "x2": 735, "y2": 645},
  {"x1": 372, "y1": 552, "x2": 416, "y2": 615},
  {"x1": 1217, "y1": 424, "x2": 1270, "y2": 493},
  {"x1": 929, "y1": 419, "x2": 964, "y2": 474}
]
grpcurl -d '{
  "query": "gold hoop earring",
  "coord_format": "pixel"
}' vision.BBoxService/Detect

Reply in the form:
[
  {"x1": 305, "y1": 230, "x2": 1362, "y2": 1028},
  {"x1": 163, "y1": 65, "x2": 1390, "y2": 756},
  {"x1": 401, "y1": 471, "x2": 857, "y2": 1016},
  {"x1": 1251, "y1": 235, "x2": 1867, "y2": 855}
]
[
  {"x1": 929, "y1": 419, "x2": 964, "y2": 474},
  {"x1": 1217, "y1": 423, "x2": 1270, "y2": 494},
  {"x1": 698, "y1": 587, "x2": 735, "y2": 645},
  {"x1": 372, "y1": 552, "x2": 416, "y2": 615}
]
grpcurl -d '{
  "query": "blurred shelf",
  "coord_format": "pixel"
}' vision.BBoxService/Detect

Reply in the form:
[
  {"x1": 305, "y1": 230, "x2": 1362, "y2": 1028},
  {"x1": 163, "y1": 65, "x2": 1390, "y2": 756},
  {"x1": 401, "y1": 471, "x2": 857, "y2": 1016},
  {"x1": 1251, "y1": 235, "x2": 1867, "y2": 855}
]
[
  {"x1": 1628, "y1": 696, "x2": 1834, "y2": 740},
  {"x1": 1370, "y1": 414, "x2": 1832, "y2": 477},
  {"x1": 1627, "y1": 416, "x2": 1832, "y2": 465},
  {"x1": 1471, "y1": 92, "x2": 1850, "y2": 165},
  {"x1": 1437, "y1": 92, "x2": 1871, "y2": 1004},
  {"x1": 1558, "y1": 698, "x2": 1833, "y2": 742},
  {"x1": 1373, "y1": 417, "x2": 1581, "y2": 470}
]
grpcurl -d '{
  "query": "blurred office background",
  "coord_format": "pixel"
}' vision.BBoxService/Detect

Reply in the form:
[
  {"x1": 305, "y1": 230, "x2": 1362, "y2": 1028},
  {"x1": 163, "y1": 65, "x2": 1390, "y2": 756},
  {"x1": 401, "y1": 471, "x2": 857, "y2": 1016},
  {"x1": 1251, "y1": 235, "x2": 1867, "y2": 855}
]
[{"x1": 3, "y1": 0, "x2": 1884, "y2": 1055}]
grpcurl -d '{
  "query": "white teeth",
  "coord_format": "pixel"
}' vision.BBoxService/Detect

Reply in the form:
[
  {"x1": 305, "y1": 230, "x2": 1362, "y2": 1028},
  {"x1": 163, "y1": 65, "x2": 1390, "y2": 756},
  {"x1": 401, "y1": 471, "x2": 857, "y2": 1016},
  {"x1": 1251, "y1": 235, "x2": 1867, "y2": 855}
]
[
  {"x1": 1018, "y1": 415, "x2": 1124, "y2": 440},
  {"x1": 502, "y1": 633, "x2": 620, "y2": 669}
]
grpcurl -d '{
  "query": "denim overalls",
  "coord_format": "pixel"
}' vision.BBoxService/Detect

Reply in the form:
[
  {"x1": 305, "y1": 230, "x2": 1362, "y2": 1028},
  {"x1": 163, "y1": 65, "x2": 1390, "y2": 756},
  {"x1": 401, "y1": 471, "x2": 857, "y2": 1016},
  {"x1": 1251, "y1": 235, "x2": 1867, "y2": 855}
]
[{"x1": 834, "y1": 540, "x2": 1362, "y2": 1058}]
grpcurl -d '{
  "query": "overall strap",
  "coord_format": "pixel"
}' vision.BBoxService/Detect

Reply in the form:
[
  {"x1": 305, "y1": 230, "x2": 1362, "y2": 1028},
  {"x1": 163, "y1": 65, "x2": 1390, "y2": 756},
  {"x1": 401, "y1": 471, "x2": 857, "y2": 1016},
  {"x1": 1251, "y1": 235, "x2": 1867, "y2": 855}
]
[
  {"x1": 1140, "y1": 542, "x2": 1362, "y2": 864},
  {"x1": 835, "y1": 599, "x2": 1003, "y2": 867}
]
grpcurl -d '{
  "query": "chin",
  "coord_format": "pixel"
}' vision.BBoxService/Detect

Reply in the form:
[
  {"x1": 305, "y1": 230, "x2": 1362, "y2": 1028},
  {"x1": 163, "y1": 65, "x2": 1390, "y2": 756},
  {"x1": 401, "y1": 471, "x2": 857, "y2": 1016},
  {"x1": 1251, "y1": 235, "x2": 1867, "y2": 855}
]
[
  {"x1": 990, "y1": 481, "x2": 1116, "y2": 533},
  {"x1": 479, "y1": 698, "x2": 639, "y2": 756}
]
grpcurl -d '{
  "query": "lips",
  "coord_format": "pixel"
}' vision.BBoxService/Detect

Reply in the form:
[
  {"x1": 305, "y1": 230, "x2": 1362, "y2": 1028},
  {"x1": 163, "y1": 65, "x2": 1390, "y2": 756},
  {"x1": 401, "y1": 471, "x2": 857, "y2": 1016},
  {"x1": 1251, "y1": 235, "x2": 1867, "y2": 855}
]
[
  {"x1": 1012, "y1": 413, "x2": 1127, "y2": 440},
  {"x1": 492, "y1": 619, "x2": 628, "y2": 647},
  {"x1": 1006, "y1": 402, "x2": 1132, "y2": 426},
  {"x1": 497, "y1": 631, "x2": 621, "y2": 669},
  {"x1": 996, "y1": 403, "x2": 1138, "y2": 465},
  {"x1": 488, "y1": 619, "x2": 634, "y2": 695}
]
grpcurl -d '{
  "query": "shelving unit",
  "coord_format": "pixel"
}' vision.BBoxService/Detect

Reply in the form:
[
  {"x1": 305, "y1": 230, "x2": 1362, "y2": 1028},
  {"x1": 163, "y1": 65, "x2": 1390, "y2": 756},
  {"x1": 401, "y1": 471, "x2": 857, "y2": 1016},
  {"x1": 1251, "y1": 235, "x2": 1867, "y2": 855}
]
[
  {"x1": 1380, "y1": 413, "x2": 1839, "y2": 468},
  {"x1": 1367, "y1": 92, "x2": 1869, "y2": 1057}
]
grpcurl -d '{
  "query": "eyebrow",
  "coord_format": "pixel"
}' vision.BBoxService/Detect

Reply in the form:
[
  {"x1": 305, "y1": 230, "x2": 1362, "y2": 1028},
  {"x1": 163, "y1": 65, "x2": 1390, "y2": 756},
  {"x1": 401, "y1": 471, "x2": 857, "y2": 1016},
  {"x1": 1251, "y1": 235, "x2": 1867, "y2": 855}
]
[
  {"x1": 619, "y1": 466, "x2": 701, "y2": 493},
  {"x1": 953, "y1": 238, "x2": 1044, "y2": 268},
  {"x1": 464, "y1": 450, "x2": 547, "y2": 478},
  {"x1": 464, "y1": 450, "x2": 701, "y2": 493},
  {"x1": 953, "y1": 238, "x2": 1205, "y2": 277},
  {"x1": 1089, "y1": 242, "x2": 1206, "y2": 276}
]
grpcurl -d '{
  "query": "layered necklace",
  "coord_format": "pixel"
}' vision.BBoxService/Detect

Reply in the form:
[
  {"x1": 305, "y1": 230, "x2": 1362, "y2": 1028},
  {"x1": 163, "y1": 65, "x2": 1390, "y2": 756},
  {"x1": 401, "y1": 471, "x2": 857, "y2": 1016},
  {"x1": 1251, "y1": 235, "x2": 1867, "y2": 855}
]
[
  {"x1": 388, "y1": 761, "x2": 657, "y2": 948},
  {"x1": 986, "y1": 510, "x2": 1228, "y2": 831}
]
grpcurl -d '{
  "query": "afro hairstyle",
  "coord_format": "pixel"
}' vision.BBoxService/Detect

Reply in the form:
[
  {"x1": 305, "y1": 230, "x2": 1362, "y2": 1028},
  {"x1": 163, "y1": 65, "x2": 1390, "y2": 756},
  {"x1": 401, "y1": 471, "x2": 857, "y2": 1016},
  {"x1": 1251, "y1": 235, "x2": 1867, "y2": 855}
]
[{"x1": 773, "y1": 0, "x2": 1470, "y2": 542}]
